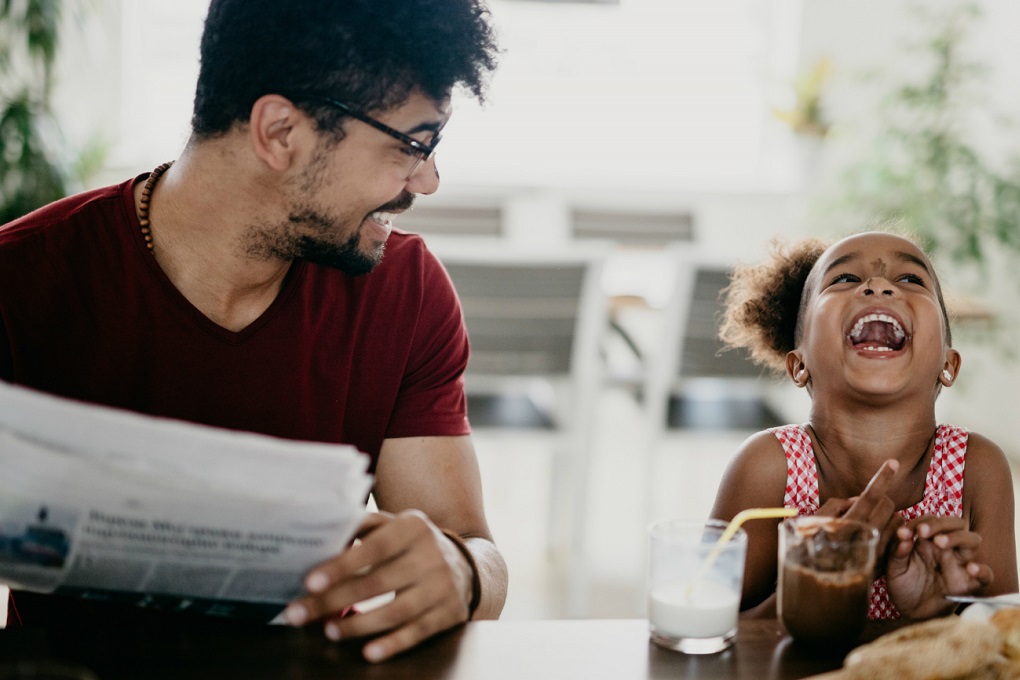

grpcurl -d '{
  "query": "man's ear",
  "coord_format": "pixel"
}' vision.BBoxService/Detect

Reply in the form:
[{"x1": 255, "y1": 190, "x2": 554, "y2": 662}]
[
  {"x1": 786, "y1": 351, "x2": 809, "y2": 388},
  {"x1": 249, "y1": 94, "x2": 304, "y2": 172}
]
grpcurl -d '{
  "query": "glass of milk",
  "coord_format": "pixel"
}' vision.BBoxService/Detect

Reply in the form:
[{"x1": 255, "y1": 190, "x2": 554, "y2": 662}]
[{"x1": 647, "y1": 519, "x2": 747, "y2": 654}]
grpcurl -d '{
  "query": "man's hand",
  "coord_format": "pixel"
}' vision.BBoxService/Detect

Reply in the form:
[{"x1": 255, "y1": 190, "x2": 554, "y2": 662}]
[
  {"x1": 283, "y1": 510, "x2": 476, "y2": 662},
  {"x1": 885, "y1": 516, "x2": 993, "y2": 619}
]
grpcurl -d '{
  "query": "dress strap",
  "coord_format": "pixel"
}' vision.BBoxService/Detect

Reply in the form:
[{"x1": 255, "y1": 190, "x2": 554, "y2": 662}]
[
  {"x1": 924, "y1": 423, "x2": 968, "y2": 518},
  {"x1": 771, "y1": 424, "x2": 819, "y2": 514}
]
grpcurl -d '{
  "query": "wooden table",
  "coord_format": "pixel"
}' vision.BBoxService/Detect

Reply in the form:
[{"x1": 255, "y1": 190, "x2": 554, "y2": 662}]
[{"x1": 0, "y1": 616, "x2": 898, "y2": 679}]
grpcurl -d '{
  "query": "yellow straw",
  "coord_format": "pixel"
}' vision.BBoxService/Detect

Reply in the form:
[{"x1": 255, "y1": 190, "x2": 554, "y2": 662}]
[
  {"x1": 719, "y1": 507, "x2": 797, "y2": 546},
  {"x1": 688, "y1": 507, "x2": 797, "y2": 596}
]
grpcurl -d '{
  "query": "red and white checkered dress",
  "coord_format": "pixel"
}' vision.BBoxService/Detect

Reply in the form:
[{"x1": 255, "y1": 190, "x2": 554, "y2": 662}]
[{"x1": 772, "y1": 423, "x2": 968, "y2": 620}]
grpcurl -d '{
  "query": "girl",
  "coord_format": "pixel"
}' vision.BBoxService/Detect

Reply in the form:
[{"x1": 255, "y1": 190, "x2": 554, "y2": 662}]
[{"x1": 711, "y1": 230, "x2": 1017, "y2": 620}]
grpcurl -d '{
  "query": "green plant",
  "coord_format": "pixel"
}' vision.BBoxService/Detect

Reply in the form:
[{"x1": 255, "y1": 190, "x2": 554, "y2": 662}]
[
  {"x1": 772, "y1": 57, "x2": 832, "y2": 139},
  {"x1": 833, "y1": 2, "x2": 1020, "y2": 280},
  {"x1": 0, "y1": 0, "x2": 103, "y2": 224}
]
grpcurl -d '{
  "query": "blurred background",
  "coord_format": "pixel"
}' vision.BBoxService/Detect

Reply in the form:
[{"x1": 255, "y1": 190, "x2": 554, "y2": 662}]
[{"x1": 5, "y1": 0, "x2": 1019, "y2": 620}]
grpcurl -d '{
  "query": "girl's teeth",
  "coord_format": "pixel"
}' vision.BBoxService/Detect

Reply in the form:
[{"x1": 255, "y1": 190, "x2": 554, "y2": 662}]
[{"x1": 849, "y1": 313, "x2": 904, "y2": 339}]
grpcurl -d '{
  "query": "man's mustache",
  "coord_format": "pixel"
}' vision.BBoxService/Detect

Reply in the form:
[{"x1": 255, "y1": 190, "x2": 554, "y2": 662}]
[{"x1": 376, "y1": 192, "x2": 415, "y2": 213}]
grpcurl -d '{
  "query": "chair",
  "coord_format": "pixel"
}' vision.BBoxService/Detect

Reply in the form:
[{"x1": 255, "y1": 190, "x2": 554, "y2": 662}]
[
  {"x1": 634, "y1": 249, "x2": 779, "y2": 529},
  {"x1": 433, "y1": 245, "x2": 609, "y2": 617},
  {"x1": 642, "y1": 249, "x2": 775, "y2": 432}
]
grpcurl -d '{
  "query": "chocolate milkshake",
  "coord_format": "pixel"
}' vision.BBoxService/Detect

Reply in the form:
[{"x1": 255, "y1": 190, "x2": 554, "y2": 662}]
[
  {"x1": 780, "y1": 561, "x2": 872, "y2": 643},
  {"x1": 777, "y1": 517, "x2": 879, "y2": 647}
]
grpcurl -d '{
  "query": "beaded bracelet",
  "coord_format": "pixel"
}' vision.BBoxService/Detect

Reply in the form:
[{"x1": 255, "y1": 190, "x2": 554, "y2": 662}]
[{"x1": 441, "y1": 529, "x2": 482, "y2": 620}]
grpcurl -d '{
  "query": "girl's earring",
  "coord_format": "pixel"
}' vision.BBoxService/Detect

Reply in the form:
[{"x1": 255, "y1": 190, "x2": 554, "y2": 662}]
[{"x1": 942, "y1": 369, "x2": 953, "y2": 383}]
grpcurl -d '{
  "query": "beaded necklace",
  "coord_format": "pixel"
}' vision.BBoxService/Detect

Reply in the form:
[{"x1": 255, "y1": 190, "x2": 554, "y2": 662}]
[{"x1": 137, "y1": 161, "x2": 174, "y2": 252}]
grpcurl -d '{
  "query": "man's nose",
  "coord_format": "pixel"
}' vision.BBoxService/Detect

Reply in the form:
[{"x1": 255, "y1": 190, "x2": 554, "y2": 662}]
[{"x1": 406, "y1": 155, "x2": 440, "y2": 195}]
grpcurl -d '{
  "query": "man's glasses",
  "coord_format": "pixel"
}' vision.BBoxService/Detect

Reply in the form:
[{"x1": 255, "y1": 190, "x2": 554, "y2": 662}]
[{"x1": 304, "y1": 96, "x2": 441, "y2": 179}]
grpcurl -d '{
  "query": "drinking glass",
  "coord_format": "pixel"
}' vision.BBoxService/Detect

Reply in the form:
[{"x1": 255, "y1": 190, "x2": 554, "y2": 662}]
[
  {"x1": 647, "y1": 518, "x2": 746, "y2": 654},
  {"x1": 778, "y1": 516, "x2": 879, "y2": 647}
]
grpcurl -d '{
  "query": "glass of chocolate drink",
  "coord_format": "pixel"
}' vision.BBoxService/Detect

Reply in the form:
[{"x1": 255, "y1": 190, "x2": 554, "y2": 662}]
[{"x1": 777, "y1": 516, "x2": 879, "y2": 647}]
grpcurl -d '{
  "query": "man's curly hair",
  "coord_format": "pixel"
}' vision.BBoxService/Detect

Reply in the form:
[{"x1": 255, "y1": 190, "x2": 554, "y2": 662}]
[
  {"x1": 718, "y1": 238, "x2": 830, "y2": 375},
  {"x1": 192, "y1": 0, "x2": 499, "y2": 139}
]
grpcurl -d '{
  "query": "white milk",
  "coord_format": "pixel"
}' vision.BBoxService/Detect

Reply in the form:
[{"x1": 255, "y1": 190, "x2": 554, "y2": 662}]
[{"x1": 648, "y1": 579, "x2": 740, "y2": 639}]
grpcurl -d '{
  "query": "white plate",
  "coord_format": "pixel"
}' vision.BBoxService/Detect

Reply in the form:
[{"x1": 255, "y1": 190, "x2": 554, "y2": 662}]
[{"x1": 958, "y1": 592, "x2": 1020, "y2": 622}]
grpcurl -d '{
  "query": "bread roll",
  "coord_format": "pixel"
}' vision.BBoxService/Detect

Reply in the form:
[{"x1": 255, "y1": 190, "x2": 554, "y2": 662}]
[
  {"x1": 804, "y1": 617, "x2": 1008, "y2": 680},
  {"x1": 989, "y1": 607, "x2": 1020, "y2": 659}
]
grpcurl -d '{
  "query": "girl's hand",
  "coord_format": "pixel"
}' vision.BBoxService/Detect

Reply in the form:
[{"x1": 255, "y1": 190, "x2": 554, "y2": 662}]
[
  {"x1": 842, "y1": 460, "x2": 905, "y2": 573},
  {"x1": 885, "y1": 516, "x2": 994, "y2": 619}
]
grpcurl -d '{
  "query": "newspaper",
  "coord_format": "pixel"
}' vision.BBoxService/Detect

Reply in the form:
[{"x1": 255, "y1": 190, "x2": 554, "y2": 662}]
[{"x1": 0, "y1": 381, "x2": 372, "y2": 622}]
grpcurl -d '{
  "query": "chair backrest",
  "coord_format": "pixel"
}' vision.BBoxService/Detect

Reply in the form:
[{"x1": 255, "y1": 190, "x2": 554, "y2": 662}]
[
  {"x1": 448, "y1": 264, "x2": 582, "y2": 377},
  {"x1": 438, "y1": 249, "x2": 607, "y2": 381},
  {"x1": 570, "y1": 208, "x2": 695, "y2": 245},
  {"x1": 675, "y1": 266, "x2": 760, "y2": 380},
  {"x1": 397, "y1": 204, "x2": 504, "y2": 238},
  {"x1": 642, "y1": 249, "x2": 766, "y2": 431},
  {"x1": 434, "y1": 246, "x2": 609, "y2": 431}
]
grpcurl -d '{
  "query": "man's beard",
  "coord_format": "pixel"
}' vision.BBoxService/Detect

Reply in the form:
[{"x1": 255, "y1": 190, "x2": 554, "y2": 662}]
[
  {"x1": 251, "y1": 144, "x2": 415, "y2": 276},
  {"x1": 248, "y1": 191, "x2": 414, "y2": 277},
  {"x1": 287, "y1": 209, "x2": 382, "y2": 276}
]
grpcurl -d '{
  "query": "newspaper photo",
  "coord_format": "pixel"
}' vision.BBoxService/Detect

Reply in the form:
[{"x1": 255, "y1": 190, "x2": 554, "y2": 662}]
[{"x1": 0, "y1": 381, "x2": 372, "y2": 622}]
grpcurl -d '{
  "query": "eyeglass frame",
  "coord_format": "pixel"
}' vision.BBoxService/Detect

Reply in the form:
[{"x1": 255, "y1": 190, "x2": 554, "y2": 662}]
[{"x1": 294, "y1": 95, "x2": 441, "y2": 178}]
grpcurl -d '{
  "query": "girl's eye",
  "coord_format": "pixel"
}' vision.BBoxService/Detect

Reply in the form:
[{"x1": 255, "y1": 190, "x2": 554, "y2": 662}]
[
  {"x1": 831, "y1": 272, "x2": 860, "y2": 284},
  {"x1": 399, "y1": 145, "x2": 421, "y2": 158},
  {"x1": 896, "y1": 273, "x2": 926, "y2": 286}
]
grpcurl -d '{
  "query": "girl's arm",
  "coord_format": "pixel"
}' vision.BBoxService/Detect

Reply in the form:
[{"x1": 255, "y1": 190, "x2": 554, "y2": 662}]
[
  {"x1": 962, "y1": 432, "x2": 1018, "y2": 596},
  {"x1": 709, "y1": 430, "x2": 789, "y2": 616},
  {"x1": 885, "y1": 432, "x2": 1016, "y2": 618}
]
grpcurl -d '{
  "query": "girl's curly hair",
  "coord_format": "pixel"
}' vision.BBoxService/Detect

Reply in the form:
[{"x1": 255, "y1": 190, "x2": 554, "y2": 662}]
[{"x1": 718, "y1": 237, "x2": 830, "y2": 375}]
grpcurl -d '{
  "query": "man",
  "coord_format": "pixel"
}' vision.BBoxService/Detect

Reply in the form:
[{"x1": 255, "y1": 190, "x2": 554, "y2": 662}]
[{"x1": 0, "y1": 0, "x2": 506, "y2": 662}]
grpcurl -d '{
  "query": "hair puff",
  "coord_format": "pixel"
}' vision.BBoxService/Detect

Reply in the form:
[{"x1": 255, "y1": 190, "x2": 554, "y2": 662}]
[{"x1": 718, "y1": 237, "x2": 830, "y2": 374}]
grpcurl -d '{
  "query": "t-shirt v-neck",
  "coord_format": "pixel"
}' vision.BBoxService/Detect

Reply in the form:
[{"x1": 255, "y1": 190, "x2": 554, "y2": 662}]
[{"x1": 123, "y1": 177, "x2": 305, "y2": 345}]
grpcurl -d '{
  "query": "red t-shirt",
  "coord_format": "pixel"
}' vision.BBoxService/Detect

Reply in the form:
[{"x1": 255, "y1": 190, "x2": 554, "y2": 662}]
[{"x1": 0, "y1": 176, "x2": 471, "y2": 471}]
